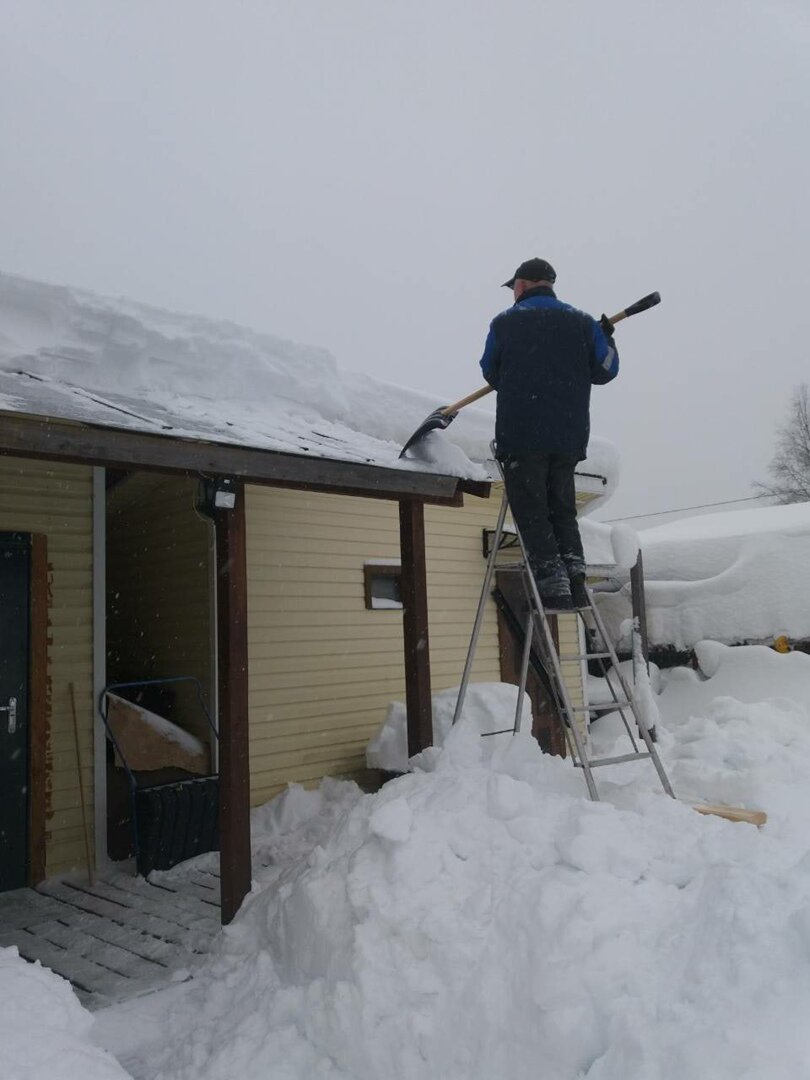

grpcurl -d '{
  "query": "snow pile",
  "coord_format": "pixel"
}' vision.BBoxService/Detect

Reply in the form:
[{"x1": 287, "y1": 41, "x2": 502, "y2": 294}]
[
  {"x1": 0, "y1": 271, "x2": 619, "y2": 495},
  {"x1": 595, "y1": 502, "x2": 810, "y2": 649},
  {"x1": 121, "y1": 646, "x2": 810, "y2": 1080},
  {"x1": 366, "y1": 681, "x2": 531, "y2": 773},
  {"x1": 580, "y1": 517, "x2": 639, "y2": 569},
  {"x1": 0, "y1": 947, "x2": 129, "y2": 1080}
]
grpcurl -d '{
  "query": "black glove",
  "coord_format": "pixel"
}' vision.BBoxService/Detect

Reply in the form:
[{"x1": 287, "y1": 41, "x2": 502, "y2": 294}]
[{"x1": 599, "y1": 314, "x2": 615, "y2": 338}]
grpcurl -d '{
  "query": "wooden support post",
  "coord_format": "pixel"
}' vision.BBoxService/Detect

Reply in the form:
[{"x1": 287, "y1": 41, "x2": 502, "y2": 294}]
[
  {"x1": 630, "y1": 550, "x2": 650, "y2": 667},
  {"x1": 215, "y1": 480, "x2": 252, "y2": 925},
  {"x1": 630, "y1": 549, "x2": 656, "y2": 741},
  {"x1": 399, "y1": 499, "x2": 433, "y2": 758}
]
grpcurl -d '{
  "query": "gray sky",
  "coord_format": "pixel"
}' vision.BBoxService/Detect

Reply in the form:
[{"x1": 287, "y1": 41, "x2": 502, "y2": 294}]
[{"x1": 2, "y1": 1, "x2": 809, "y2": 522}]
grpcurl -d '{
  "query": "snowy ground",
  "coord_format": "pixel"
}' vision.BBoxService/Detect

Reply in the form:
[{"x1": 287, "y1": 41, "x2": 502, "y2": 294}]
[{"x1": 11, "y1": 643, "x2": 810, "y2": 1079}]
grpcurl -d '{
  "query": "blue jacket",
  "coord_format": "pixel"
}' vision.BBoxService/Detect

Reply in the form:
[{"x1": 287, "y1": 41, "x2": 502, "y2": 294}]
[{"x1": 479, "y1": 286, "x2": 619, "y2": 460}]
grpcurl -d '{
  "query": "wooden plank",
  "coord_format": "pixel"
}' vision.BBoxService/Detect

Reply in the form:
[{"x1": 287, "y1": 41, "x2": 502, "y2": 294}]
[
  {"x1": 188, "y1": 871, "x2": 220, "y2": 893},
  {"x1": 0, "y1": 927, "x2": 121, "y2": 1004},
  {"x1": 146, "y1": 876, "x2": 221, "y2": 909},
  {"x1": 216, "y1": 481, "x2": 252, "y2": 925},
  {"x1": 0, "y1": 887, "x2": 74, "y2": 930},
  {"x1": 37, "y1": 879, "x2": 214, "y2": 950},
  {"x1": 44, "y1": 905, "x2": 177, "y2": 966},
  {"x1": 693, "y1": 803, "x2": 767, "y2": 826},
  {"x1": 100, "y1": 875, "x2": 220, "y2": 928},
  {"x1": 0, "y1": 412, "x2": 469, "y2": 504},
  {"x1": 24, "y1": 917, "x2": 161, "y2": 981},
  {"x1": 399, "y1": 500, "x2": 433, "y2": 757}
]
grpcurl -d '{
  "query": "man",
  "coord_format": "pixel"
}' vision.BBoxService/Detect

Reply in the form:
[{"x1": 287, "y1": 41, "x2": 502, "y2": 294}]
[{"x1": 480, "y1": 257, "x2": 619, "y2": 610}]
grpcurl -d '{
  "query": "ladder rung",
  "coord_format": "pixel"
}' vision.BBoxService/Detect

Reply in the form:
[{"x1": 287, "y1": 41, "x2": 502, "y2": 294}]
[
  {"x1": 571, "y1": 700, "x2": 633, "y2": 712},
  {"x1": 559, "y1": 652, "x2": 612, "y2": 661},
  {"x1": 574, "y1": 752, "x2": 652, "y2": 768}
]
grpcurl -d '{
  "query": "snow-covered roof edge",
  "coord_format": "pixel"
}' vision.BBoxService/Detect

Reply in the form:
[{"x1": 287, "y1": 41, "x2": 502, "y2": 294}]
[{"x1": 0, "y1": 270, "x2": 621, "y2": 502}]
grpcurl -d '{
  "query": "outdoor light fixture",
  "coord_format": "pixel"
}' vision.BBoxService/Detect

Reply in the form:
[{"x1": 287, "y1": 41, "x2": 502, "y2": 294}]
[{"x1": 196, "y1": 476, "x2": 238, "y2": 520}]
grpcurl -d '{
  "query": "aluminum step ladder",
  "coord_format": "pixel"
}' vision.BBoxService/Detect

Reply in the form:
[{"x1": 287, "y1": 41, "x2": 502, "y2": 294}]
[{"x1": 453, "y1": 481, "x2": 674, "y2": 802}]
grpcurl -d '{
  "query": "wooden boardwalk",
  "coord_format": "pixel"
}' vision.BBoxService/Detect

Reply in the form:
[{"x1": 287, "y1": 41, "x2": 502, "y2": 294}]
[{"x1": 0, "y1": 866, "x2": 224, "y2": 1010}]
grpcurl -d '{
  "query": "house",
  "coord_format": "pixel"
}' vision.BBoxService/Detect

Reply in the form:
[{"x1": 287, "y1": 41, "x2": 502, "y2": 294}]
[{"x1": 0, "y1": 271, "x2": 617, "y2": 922}]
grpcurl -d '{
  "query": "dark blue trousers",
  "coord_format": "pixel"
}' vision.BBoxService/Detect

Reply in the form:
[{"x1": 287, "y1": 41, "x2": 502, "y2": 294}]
[{"x1": 499, "y1": 453, "x2": 585, "y2": 598}]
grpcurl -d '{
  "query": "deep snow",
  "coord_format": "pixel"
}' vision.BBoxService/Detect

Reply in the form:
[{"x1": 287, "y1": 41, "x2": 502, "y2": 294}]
[
  {"x1": 0, "y1": 947, "x2": 129, "y2": 1079},
  {"x1": 82, "y1": 643, "x2": 810, "y2": 1080},
  {"x1": 596, "y1": 502, "x2": 810, "y2": 649}
]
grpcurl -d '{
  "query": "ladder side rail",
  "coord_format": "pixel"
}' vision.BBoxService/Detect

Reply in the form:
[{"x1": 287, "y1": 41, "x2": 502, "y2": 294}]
[
  {"x1": 513, "y1": 608, "x2": 534, "y2": 733},
  {"x1": 587, "y1": 591, "x2": 675, "y2": 797},
  {"x1": 452, "y1": 489, "x2": 510, "y2": 726},
  {"x1": 518, "y1": 562, "x2": 600, "y2": 800},
  {"x1": 577, "y1": 603, "x2": 641, "y2": 751},
  {"x1": 524, "y1": 602, "x2": 581, "y2": 761},
  {"x1": 593, "y1": 664, "x2": 642, "y2": 754}
]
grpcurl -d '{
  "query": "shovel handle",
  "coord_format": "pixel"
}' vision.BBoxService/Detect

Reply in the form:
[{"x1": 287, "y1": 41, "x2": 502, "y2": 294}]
[
  {"x1": 607, "y1": 291, "x2": 660, "y2": 326},
  {"x1": 441, "y1": 384, "x2": 495, "y2": 415}
]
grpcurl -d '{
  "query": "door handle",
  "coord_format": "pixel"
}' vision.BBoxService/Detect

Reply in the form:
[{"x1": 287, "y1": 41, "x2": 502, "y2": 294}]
[{"x1": 0, "y1": 697, "x2": 17, "y2": 734}]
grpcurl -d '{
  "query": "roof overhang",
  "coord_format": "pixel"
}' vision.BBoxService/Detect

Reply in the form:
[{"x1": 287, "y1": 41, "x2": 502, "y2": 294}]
[{"x1": 0, "y1": 410, "x2": 491, "y2": 505}]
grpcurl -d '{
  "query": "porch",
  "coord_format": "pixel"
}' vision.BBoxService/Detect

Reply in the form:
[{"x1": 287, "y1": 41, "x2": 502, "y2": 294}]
[{"x1": 0, "y1": 863, "x2": 231, "y2": 1010}]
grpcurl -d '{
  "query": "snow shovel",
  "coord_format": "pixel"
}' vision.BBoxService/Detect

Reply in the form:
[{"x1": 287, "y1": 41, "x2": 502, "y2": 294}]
[{"x1": 399, "y1": 290, "x2": 661, "y2": 458}]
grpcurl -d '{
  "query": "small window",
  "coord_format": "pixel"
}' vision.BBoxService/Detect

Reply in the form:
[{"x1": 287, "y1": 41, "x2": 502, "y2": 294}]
[{"x1": 364, "y1": 561, "x2": 403, "y2": 610}]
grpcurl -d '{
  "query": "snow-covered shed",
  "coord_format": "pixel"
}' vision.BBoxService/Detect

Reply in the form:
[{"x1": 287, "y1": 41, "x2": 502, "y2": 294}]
[
  {"x1": 595, "y1": 503, "x2": 810, "y2": 656},
  {"x1": 0, "y1": 271, "x2": 617, "y2": 919}
]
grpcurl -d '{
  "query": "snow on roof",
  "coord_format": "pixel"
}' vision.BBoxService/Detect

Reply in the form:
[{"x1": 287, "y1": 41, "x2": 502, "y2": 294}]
[
  {"x1": 596, "y1": 502, "x2": 810, "y2": 649},
  {"x1": 0, "y1": 271, "x2": 619, "y2": 497}
]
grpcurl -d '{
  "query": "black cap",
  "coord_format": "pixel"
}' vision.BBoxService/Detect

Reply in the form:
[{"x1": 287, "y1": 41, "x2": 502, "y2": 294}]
[{"x1": 502, "y1": 257, "x2": 557, "y2": 288}]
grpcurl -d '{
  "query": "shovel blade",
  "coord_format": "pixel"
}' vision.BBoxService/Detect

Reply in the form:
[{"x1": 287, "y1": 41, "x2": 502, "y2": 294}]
[{"x1": 399, "y1": 408, "x2": 458, "y2": 458}]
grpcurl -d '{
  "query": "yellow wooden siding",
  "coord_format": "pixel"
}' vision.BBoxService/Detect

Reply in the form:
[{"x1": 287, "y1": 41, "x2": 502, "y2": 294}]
[
  {"x1": 0, "y1": 457, "x2": 94, "y2": 878},
  {"x1": 247, "y1": 486, "x2": 403, "y2": 802},
  {"x1": 106, "y1": 473, "x2": 213, "y2": 745},
  {"x1": 245, "y1": 483, "x2": 586, "y2": 803}
]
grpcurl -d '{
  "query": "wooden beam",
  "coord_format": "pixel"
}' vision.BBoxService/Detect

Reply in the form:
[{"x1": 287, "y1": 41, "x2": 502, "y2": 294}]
[
  {"x1": 630, "y1": 551, "x2": 650, "y2": 666},
  {"x1": 0, "y1": 412, "x2": 474, "y2": 505},
  {"x1": 398, "y1": 500, "x2": 433, "y2": 757},
  {"x1": 215, "y1": 480, "x2": 252, "y2": 924},
  {"x1": 458, "y1": 479, "x2": 491, "y2": 499},
  {"x1": 630, "y1": 551, "x2": 655, "y2": 741}
]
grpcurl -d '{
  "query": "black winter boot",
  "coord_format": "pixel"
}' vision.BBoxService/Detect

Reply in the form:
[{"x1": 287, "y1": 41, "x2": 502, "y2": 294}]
[{"x1": 569, "y1": 573, "x2": 590, "y2": 610}]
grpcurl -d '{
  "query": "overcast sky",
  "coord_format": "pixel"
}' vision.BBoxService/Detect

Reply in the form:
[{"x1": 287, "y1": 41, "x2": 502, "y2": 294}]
[{"x1": 2, "y1": 1, "x2": 809, "y2": 522}]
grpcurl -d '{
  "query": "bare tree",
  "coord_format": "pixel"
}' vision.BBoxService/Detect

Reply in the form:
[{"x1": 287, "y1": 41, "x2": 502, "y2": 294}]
[{"x1": 755, "y1": 384, "x2": 810, "y2": 504}]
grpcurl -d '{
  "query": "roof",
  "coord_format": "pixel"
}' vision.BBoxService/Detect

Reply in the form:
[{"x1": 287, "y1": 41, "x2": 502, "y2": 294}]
[{"x1": 0, "y1": 271, "x2": 617, "y2": 504}]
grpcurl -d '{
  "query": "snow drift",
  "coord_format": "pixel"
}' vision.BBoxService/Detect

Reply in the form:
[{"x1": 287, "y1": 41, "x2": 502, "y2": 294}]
[
  {"x1": 595, "y1": 502, "x2": 810, "y2": 649},
  {"x1": 124, "y1": 646, "x2": 810, "y2": 1080},
  {"x1": 0, "y1": 947, "x2": 129, "y2": 1080}
]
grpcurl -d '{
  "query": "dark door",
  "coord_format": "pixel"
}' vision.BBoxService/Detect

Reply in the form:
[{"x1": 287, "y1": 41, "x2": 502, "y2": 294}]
[{"x1": 0, "y1": 533, "x2": 30, "y2": 891}]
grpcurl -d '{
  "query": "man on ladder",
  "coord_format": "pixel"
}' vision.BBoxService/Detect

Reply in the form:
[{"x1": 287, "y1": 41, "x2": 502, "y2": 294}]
[{"x1": 479, "y1": 257, "x2": 619, "y2": 610}]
